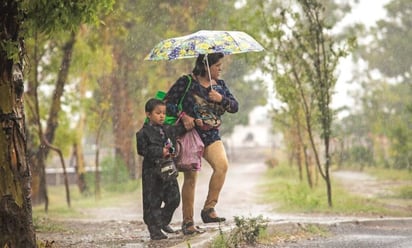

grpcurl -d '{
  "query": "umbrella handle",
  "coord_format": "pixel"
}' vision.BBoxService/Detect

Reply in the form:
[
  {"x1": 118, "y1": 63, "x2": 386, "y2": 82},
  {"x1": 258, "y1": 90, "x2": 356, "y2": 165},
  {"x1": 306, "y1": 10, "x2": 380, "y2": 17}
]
[{"x1": 205, "y1": 54, "x2": 212, "y2": 88}]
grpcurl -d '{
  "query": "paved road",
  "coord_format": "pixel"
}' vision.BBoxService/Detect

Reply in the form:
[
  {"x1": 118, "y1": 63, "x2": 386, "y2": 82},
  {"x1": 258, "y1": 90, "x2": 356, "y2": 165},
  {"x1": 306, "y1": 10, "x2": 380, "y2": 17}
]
[{"x1": 275, "y1": 218, "x2": 412, "y2": 248}]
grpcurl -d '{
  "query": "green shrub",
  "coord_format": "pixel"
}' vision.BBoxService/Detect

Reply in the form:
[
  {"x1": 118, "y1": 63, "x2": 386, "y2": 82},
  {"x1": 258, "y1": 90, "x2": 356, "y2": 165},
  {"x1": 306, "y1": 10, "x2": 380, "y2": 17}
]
[{"x1": 211, "y1": 215, "x2": 268, "y2": 248}]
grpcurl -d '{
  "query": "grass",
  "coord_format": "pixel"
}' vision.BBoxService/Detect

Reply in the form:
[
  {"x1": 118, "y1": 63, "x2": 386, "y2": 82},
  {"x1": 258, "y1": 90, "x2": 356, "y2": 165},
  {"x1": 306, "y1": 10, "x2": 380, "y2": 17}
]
[
  {"x1": 365, "y1": 166, "x2": 412, "y2": 180},
  {"x1": 239, "y1": 163, "x2": 412, "y2": 247},
  {"x1": 258, "y1": 223, "x2": 330, "y2": 246},
  {"x1": 33, "y1": 179, "x2": 141, "y2": 220},
  {"x1": 360, "y1": 167, "x2": 412, "y2": 200},
  {"x1": 398, "y1": 186, "x2": 412, "y2": 199},
  {"x1": 260, "y1": 163, "x2": 411, "y2": 216}
]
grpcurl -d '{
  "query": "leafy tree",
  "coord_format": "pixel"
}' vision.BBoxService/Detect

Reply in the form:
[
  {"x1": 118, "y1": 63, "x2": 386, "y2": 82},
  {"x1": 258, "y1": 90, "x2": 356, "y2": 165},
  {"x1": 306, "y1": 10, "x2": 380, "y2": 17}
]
[
  {"x1": 101, "y1": 0, "x2": 266, "y2": 179},
  {"x1": 354, "y1": 0, "x2": 412, "y2": 169},
  {"x1": 0, "y1": 2, "x2": 36, "y2": 246},
  {"x1": 24, "y1": 1, "x2": 114, "y2": 208},
  {"x1": 257, "y1": 0, "x2": 354, "y2": 206},
  {"x1": 1, "y1": 0, "x2": 113, "y2": 245}
]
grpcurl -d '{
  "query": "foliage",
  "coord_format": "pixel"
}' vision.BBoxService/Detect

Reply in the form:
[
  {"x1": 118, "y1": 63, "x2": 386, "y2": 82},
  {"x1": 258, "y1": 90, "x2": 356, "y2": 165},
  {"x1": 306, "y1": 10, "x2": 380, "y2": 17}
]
[
  {"x1": 337, "y1": 0, "x2": 412, "y2": 170},
  {"x1": 16, "y1": 0, "x2": 270, "y2": 186},
  {"x1": 337, "y1": 79, "x2": 412, "y2": 169},
  {"x1": 211, "y1": 215, "x2": 268, "y2": 248},
  {"x1": 232, "y1": 215, "x2": 268, "y2": 245},
  {"x1": 21, "y1": 0, "x2": 114, "y2": 35},
  {"x1": 358, "y1": 0, "x2": 412, "y2": 79},
  {"x1": 132, "y1": 0, "x2": 267, "y2": 133},
  {"x1": 256, "y1": 0, "x2": 355, "y2": 207},
  {"x1": 282, "y1": 183, "x2": 322, "y2": 210},
  {"x1": 98, "y1": 156, "x2": 132, "y2": 192},
  {"x1": 261, "y1": 164, "x2": 409, "y2": 216}
]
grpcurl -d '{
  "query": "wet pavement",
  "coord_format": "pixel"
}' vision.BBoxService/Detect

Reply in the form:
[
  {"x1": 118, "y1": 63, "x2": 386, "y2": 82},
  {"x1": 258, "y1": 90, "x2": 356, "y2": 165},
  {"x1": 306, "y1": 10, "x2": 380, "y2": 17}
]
[{"x1": 274, "y1": 218, "x2": 412, "y2": 248}]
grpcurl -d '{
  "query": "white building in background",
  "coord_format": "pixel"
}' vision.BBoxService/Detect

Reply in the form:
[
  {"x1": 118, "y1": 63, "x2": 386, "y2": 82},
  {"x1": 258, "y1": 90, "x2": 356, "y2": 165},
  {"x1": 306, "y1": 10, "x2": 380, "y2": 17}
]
[{"x1": 224, "y1": 106, "x2": 281, "y2": 149}]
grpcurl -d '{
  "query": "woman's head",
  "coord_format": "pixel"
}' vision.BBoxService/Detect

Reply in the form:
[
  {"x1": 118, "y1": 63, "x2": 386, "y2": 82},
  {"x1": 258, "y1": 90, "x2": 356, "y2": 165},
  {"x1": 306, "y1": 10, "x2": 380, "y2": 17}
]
[
  {"x1": 145, "y1": 98, "x2": 166, "y2": 125},
  {"x1": 192, "y1": 53, "x2": 224, "y2": 78}
]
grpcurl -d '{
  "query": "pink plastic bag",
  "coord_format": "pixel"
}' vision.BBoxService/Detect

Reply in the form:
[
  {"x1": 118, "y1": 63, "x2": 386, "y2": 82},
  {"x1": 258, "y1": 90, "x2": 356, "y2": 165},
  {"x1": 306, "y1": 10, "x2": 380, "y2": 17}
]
[{"x1": 175, "y1": 129, "x2": 204, "y2": 171}]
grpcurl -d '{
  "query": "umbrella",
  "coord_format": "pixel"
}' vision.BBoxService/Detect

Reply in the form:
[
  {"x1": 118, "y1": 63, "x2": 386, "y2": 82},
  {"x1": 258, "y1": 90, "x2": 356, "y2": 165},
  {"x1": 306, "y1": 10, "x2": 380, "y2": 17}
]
[
  {"x1": 144, "y1": 30, "x2": 264, "y2": 61},
  {"x1": 145, "y1": 30, "x2": 264, "y2": 83}
]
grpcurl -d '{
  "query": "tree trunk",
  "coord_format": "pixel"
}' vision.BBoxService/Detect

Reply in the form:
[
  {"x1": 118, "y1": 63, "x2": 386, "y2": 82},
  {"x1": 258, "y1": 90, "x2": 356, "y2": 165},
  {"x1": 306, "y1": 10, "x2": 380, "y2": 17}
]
[
  {"x1": 30, "y1": 31, "x2": 77, "y2": 207},
  {"x1": 72, "y1": 143, "x2": 88, "y2": 194},
  {"x1": 94, "y1": 124, "x2": 103, "y2": 200},
  {"x1": 74, "y1": 76, "x2": 88, "y2": 194},
  {"x1": 0, "y1": 2, "x2": 36, "y2": 245},
  {"x1": 43, "y1": 139, "x2": 71, "y2": 208},
  {"x1": 111, "y1": 64, "x2": 136, "y2": 179},
  {"x1": 25, "y1": 30, "x2": 49, "y2": 207}
]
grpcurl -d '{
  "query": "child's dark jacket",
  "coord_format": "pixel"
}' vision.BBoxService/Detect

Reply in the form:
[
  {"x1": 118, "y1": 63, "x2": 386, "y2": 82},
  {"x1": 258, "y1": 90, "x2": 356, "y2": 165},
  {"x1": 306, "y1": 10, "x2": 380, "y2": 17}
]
[{"x1": 136, "y1": 122, "x2": 185, "y2": 171}]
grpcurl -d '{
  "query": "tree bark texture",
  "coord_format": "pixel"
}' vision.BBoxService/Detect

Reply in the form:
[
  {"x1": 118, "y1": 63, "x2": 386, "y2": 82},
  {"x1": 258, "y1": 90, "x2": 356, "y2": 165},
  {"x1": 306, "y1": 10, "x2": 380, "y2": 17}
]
[{"x1": 0, "y1": 1, "x2": 36, "y2": 246}]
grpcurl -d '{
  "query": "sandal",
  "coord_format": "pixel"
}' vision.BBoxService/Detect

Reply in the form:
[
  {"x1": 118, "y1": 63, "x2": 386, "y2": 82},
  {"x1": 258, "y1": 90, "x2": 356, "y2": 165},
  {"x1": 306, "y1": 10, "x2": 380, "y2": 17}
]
[
  {"x1": 181, "y1": 222, "x2": 203, "y2": 235},
  {"x1": 201, "y1": 208, "x2": 226, "y2": 223}
]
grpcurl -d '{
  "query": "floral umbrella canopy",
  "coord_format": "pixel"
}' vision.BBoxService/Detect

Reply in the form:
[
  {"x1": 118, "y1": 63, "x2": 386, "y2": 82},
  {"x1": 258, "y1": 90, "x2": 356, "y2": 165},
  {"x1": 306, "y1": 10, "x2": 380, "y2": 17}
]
[{"x1": 144, "y1": 30, "x2": 264, "y2": 61}]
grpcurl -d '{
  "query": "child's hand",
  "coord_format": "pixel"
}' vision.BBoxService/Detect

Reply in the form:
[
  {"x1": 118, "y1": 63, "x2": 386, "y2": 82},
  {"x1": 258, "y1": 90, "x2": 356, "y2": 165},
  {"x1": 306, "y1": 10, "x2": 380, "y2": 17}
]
[
  {"x1": 182, "y1": 115, "x2": 195, "y2": 130},
  {"x1": 163, "y1": 147, "x2": 170, "y2": 158}
]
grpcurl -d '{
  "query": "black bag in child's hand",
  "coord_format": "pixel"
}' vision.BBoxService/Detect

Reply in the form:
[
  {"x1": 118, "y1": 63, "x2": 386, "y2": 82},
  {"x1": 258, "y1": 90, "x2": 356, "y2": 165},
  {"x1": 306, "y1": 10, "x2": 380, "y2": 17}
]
[{"x1": 156, "y1": 158, "x2": 178, "y2": 181}]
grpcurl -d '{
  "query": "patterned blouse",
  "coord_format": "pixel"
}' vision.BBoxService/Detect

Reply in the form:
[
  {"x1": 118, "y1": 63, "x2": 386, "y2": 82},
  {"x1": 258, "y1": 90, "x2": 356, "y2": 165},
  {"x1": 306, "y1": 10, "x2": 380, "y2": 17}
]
[{"x1": 164, "y1": 74, "x2": 238, "y2": 147}]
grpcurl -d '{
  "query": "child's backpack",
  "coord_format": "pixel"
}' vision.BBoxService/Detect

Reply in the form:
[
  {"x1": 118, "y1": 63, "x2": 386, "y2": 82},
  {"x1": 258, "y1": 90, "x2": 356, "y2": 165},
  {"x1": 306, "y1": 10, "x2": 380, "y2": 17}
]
[{"x1": 145, "y1": 75, "x2": 192, "y2": 125}]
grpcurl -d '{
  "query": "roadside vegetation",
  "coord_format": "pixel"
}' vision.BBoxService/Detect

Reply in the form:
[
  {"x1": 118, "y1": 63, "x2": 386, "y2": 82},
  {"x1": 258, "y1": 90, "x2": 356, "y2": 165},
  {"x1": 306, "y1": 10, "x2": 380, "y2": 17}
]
[
  {"x1": 211, "y1": 216, "x2": 269, "y2": 248},
  {"x1": 208, "y1": 162, "x2": 412, "y2": 248},
  {"x1": 261, "y1": 162, "x2": 412, "y2": 217},
  {"x1": 33, "y1": 177, "x2": 140, "y2": 223}
]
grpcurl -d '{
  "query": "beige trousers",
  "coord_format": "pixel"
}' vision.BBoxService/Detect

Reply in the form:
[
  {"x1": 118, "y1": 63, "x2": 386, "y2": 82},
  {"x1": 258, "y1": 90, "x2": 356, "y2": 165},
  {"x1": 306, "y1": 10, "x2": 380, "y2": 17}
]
[{"x1": 181, "y1": 140, "x2": 229, "y2": 224}]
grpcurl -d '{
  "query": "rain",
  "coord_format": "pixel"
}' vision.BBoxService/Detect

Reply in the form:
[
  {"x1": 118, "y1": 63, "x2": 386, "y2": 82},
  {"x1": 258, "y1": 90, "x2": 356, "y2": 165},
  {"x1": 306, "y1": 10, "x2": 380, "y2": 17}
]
[{"x1": 1, "y1": 0, "x2": 411, "y2": 247}]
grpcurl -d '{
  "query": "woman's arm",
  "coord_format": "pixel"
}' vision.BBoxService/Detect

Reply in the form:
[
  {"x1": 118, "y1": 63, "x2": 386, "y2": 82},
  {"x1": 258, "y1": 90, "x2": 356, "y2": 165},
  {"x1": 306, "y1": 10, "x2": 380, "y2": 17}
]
[
  {"x1": 218, "y1": 80, "x2": 239, "y2": 113},
  {"x1": 164, "y1": 75, "x2": 190, "y2": 117},
  {"x1": 165, "y1": 75, "x2": 196, "y2": 130}
]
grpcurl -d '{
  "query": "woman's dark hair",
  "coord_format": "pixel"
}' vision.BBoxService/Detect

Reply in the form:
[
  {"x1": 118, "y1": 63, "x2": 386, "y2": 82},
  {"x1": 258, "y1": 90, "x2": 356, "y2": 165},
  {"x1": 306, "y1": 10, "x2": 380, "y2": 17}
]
[
  {"x1": 145, "y1": 98, "x2": 165, "y2": 113},
  {"x1": 192, "y1": 52, "x2": 224, "y2": 77}
]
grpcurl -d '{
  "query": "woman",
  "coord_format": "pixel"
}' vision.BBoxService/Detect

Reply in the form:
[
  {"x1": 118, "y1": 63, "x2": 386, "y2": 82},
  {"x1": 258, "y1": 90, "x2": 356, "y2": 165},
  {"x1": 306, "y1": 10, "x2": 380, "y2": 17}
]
[{"x1": 164, "y1": 52, "x2": 238, "y2": 234}]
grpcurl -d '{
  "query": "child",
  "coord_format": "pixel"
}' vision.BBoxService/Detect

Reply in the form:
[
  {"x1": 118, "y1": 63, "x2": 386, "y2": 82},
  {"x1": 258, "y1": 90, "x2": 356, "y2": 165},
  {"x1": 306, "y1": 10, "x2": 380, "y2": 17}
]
[{"x1": 136, "y1": 98, "x2": 186, "y2": 240}]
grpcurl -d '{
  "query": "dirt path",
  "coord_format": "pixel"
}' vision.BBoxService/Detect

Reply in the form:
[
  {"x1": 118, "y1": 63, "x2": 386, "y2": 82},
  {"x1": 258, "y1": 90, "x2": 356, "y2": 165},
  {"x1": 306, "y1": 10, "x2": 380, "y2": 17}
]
[
  {"x1": 36, "y1": 157, "x2": 273, "y2": 247},
  {"x1": 36, "y1": 158, "x2": 412, "y2": 247}
]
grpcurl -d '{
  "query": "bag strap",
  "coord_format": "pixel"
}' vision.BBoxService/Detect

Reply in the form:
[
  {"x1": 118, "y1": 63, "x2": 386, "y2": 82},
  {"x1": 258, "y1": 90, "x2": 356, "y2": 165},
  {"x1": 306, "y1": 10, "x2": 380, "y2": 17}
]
[{"x1": 177, "y1": 75, "x2": 192, "y2": 111}]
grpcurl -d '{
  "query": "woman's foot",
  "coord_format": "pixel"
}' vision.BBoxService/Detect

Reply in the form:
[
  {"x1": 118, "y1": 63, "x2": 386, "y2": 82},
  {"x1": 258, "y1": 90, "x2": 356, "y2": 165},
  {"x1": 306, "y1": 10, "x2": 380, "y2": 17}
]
[
  {"x1": 201, "y1": 208, "x2": 226, "y2": 223},
  {"x1": 182, "y1": 222, "x2": 203, "y2": 235}
]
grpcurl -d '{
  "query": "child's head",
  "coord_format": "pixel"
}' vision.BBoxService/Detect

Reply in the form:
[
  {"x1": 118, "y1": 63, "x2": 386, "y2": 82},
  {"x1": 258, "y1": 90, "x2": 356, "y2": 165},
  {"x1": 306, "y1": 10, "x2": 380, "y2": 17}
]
[{"x1": 145, "y1": 98, "x2": 166, "y2": 125}]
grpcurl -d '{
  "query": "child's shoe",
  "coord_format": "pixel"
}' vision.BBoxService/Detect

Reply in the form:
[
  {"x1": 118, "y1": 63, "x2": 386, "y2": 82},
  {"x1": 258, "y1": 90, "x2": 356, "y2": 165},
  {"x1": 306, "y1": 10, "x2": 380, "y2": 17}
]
[{"x1": 148, "y1": 226, "x2": 167, "y2": 240}]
